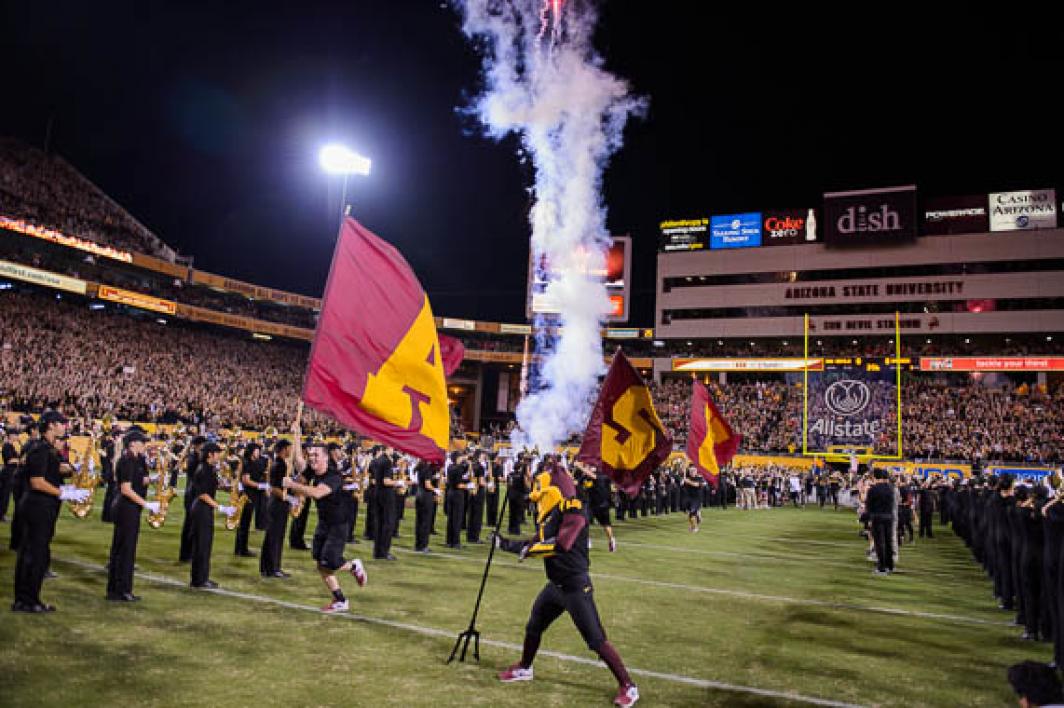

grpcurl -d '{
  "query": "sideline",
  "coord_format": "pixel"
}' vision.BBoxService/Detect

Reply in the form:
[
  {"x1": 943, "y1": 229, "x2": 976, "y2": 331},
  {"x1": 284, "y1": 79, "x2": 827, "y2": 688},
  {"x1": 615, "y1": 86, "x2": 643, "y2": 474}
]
[{"x1": 54, "y1": 557, "x2": 866, "y2": 708}]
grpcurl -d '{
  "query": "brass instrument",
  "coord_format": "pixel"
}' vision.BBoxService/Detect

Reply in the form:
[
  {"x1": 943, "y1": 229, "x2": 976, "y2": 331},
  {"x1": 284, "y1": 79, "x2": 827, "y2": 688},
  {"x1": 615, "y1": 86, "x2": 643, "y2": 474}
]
[
  {"x1": 67, "y1": 436, "x2": 99, "y2": 518},
  {"x1": 223, "y1": 452, "x2": 248, "y2": 531},
  {"x1": 288, "y1": 481, "x2": 307, "y2": 519},
  {"x1": 146, "y1": 444, "x2": 176, "y2": 529}
]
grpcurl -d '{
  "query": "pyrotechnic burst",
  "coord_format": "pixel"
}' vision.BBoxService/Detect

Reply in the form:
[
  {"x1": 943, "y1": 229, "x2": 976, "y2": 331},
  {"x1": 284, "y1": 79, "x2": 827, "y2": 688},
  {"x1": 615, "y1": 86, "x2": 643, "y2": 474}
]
[{"x1": 456, "y1": 0, "x2": 645, "y2": 452}]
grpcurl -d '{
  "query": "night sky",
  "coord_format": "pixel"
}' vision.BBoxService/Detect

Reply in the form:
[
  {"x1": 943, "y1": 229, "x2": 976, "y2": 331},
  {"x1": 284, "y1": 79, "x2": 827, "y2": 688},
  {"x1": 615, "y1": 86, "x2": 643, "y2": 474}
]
[{"x1": 3, "y1": 3, "x2": 1063, "y2": 326}]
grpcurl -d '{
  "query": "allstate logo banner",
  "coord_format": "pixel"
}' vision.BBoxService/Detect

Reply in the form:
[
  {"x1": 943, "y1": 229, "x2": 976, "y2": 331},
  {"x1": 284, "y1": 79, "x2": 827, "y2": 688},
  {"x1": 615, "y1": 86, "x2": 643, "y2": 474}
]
[{"x1": 805, "y1": 367, "x2": 899, "y2": 455}]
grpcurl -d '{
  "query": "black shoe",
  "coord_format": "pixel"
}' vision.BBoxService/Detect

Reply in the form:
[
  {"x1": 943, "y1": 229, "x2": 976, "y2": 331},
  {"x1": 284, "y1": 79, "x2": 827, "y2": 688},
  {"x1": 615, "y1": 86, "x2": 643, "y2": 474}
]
[
  {"x1": 290, "y1": 544, "x2": 309, "y2": 551},
  {"x1": 106, "y1": 594, "x2": 124, "y2": 602},
  {"x1": 235, "y1": 551, "x2": 256, "y2": 558},
  {"x1": 11, "y1": 601, "x2": 35, "y2": 612},
  {"x1": 37, "y1": 603, "x2": 56, "y2": 612},
  {"x1": 120, "y1": 593, "x2": 141, "y2": 602},
  {"x1": 385, "y1": 554, "x2": 397, "y2": 561}
]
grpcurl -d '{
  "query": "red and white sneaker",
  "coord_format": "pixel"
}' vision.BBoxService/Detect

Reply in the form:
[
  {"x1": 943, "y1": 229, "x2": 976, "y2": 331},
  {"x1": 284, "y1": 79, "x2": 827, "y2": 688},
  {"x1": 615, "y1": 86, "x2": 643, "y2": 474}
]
[
  {"x1": 613, "y1": 683, "x2": 639, "y2": 706},
  {"x1": 608, "y1": 536, "x2": 617, "y2": 553},
  {"x1": 498, "y1": 663, "x2": 534, "y2": 683},
  {"x1": 321, "y1": 599, "x2": 349, "y2": 614},
  {"x1": 351, "y1": 559, "x2": 368, "y2": 587}
]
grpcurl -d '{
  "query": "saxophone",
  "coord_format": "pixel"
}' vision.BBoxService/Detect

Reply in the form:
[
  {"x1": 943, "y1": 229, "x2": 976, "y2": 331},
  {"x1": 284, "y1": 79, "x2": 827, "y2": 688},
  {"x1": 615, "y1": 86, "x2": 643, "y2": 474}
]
[
  {"x1": 224, "y1": 453, "x2": 248, "y2": 531},
  {"x1": 67, "y1": 436, "x2": 99, "y2": 519},
  {"x1": 146, "y1": 445, "x2": 175, "y2": 529}
]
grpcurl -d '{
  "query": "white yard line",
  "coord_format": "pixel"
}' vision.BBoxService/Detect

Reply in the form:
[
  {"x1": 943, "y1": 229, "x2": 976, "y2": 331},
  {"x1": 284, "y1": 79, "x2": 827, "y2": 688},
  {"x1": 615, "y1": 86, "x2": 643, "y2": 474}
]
[
  {"x1": 387, "y1": 547, "x2": 1012, "y2": 628},
  {"x1": 55, "y1": 557, "x2": 866, "y2": 708}
]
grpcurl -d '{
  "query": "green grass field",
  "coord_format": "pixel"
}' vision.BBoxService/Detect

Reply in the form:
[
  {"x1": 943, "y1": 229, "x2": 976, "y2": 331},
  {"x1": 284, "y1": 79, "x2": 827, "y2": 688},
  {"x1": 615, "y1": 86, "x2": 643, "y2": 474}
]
[{"x1": 0, "y1": 492, "x2": 1045, "y2": 707}]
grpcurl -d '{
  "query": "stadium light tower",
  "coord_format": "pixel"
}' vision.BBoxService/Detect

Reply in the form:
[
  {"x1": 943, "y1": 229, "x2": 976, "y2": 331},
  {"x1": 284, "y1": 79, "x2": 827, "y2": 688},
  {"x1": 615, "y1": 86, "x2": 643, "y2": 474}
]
[{"x1": 319, "y1": 143, "x2": 371, "y2": 224}]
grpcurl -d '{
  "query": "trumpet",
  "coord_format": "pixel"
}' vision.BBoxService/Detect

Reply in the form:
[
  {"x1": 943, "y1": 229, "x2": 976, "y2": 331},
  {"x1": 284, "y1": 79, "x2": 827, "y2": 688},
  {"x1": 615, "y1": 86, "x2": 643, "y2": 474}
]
[
  {"x1": 146, "y1": 444, "x2": 176, "y2": 529},
  {"x1": 67, "y1": 437, "x2": 99, "y2": 519},
  {"x1": 223, "y1": 452, "x2": 248, "y2": 531}
]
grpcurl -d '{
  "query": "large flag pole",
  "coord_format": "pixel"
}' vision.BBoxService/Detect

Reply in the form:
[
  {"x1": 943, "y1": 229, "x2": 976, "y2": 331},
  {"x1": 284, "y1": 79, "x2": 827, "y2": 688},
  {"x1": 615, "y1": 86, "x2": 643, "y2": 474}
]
[{"x1": 447, "y1": 493, "x2": 510, "y2": 664}]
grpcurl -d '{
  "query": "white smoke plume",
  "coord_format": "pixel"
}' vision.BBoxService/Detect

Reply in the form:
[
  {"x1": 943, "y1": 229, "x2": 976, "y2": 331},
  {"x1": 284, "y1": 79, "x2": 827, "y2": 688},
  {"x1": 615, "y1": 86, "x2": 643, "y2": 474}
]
[{"x1": 455, "y1": 0, "x2": 644, "y2": 452}]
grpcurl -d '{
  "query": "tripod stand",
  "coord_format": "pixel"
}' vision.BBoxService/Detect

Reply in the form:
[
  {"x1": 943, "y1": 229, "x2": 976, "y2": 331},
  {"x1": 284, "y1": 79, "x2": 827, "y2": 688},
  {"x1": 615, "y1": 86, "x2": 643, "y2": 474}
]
[{"x1": 447, "y1": 494, "x2": 509, "y2": 664}]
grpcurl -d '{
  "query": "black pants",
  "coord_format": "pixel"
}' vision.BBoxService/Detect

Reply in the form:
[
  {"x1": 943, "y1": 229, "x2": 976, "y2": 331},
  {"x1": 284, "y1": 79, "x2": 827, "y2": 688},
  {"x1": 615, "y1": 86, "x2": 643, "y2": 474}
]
[
  {"x1": 0, "y1": 466, "x2": 12, "y2": 521},
  {"x1": 415, "y1": 492, "x2": 434, "y2": 551},
  {"x1": 373, "y1": 490, "x2": 396, "y2": 558},
  {"x1": 260, "y1": 498, "x2": 288, "y2": 575},
  {"x1": 897, "y1": 510, "x2": 914, "y2": 545},
  {"x1": 871, "y1": 514, "x2": 894, "y2": 572},
  {"x1": 1022, "y1": 548, "x2": 1043, "y2": 636},
  {"x1": 345, "y1": 495, "x2": 358, "y2": 542},
  {"x1": 179, "y1": 486, "x2": 195, "y2": 561},
  {"x1": 467, "y1": 491, "x2": 484, "y2": 542},
  {"x1": 249, "y1": 489, "x2": 267, "y2": 531},
  {"x1": 526, "y1": 577, "x2": 606, "y2": 652},
  {"x1": 101, "y1": 480, "x2": 117, "y2": 523},
  {"x1": 817, "y1": 487, "x2": 826, "y2": 508},
  {"x1": 394, "y1": 493, "x2": 405, "y2": 537},
  {"x1": 13, "y1": 498, "x2": 58, "y2": 606},
  {"x1": 507, "y1": 495, "x2": 524, "y2": 535},
  {"x1": 235, "y1": 498, "x2": 254, "y2": 555},
  {"x1": 918, "y1": 509, "x2": 934, "y2": 538},
  {"x1": 289, "y1": 497, "x2": 310, "y2": 549},
  {"x1": 829, "y1": 486, "x2": 840, "y2": 509},
  {"x1": 447, "y1": 490, "x2": 466, "y2": 546},
  {"x1": 9, "y1": 470, "x2": 26, "y2": 550},
  {"x1": 189, "y1": 500, "x2": 215, "y2": 586},
  {"x1": 363, "y1": 487, "x2": 376, "y2": 540},
  {"x1": 107, "y1": 501, "x2": 142, "y2": 596},
  {"x1": 485, "y1": 491, "x2": 499, "y2": 527},
  {"x1": 996, "y1": 535, "x2": 1015, "y2": 608}
]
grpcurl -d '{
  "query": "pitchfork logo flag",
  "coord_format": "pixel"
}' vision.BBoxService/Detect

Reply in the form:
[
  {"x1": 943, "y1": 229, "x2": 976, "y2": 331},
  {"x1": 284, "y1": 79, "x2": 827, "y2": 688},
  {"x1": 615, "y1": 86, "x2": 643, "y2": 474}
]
[
  {"x1": 686, "y1": 379, "x2": 741, "y2": 486},
  {"x1": 577, "y1": 350, "x2": 672, "y2": 498},
  {"x1": 303, "y1": 217, "x2": 460, "y2": 463}
]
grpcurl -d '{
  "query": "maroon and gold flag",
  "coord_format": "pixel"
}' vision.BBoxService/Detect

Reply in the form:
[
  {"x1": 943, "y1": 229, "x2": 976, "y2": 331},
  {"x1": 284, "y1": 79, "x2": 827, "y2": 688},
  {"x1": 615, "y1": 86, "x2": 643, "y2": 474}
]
[
  {"x1": 303, "y1": 217, "x2": 450, "y2": 463},
  {"x1": 686, "y1": 379, "x2": 741, "y2": 487},
  {"x1": 577, "y1": 349, "x2": 673, "y2": 498}
]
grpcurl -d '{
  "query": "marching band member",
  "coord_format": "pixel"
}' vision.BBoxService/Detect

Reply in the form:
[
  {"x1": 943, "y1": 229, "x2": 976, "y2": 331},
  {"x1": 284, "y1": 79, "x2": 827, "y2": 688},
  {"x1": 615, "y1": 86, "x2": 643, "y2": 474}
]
[
  {"x1": 188, "y1": 442, "x2": 235, "y2": 589},
  {"x1": 106, "y1": 429, "x2": 159, "y2": 601},
  {"x1": 235, "y1": 443, "x2": 269, "y2": 557},
  {"x1": 178, "y1": 436, "x2": 206, "y2": 563},
  {"x1": 12, "y1": 412, "x2": 87, "y2": 613}
]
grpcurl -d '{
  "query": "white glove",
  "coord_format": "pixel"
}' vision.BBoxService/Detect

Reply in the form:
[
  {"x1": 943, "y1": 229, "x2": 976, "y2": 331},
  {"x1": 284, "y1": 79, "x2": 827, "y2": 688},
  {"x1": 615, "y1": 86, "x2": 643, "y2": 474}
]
[
  {"x1": 217, "y1": 505, "x2": 237, "y2": 516},
  {"x1": 59, "y1": 485, "x2": 90, "y2": 502},
  {"x1": 433, "y1": 488, "x2": 442, "y2": 498},
  {"x1": 343, "y1": 483, "x2": 358, "y2": 491},
  {"x1": 144, "y1": 501, "x2": 161, "y2": 514},
  {"x1": 260, "y1": 483, "x2": 271, "y2": 495},
  {"x1": 286, "y1": 496, "x2": 301, "y2": 508}
]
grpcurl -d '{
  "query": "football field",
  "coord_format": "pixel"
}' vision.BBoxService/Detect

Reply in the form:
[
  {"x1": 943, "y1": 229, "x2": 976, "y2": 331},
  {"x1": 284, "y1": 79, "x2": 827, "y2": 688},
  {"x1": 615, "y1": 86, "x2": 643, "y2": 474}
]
[{"x1": 0, "y1": 495, "x2": 1042, "y2": 707}]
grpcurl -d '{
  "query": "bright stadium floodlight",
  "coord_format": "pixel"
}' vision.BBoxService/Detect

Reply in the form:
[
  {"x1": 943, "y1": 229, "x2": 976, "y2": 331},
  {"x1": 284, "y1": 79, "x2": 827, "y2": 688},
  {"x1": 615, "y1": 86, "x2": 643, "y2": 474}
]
[{"x1": 319, "y1": 143, "x2": 372, "y2": 176}]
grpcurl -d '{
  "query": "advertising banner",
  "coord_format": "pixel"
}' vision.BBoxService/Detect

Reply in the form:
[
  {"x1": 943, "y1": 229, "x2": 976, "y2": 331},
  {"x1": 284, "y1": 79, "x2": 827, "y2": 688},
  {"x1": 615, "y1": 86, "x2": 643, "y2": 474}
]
[
  {"x1": 989, "y1": 189, "x2": 1057, "y2": 231},
  {"x1": 97, "y1": 285, "x2": 177, "y2": 315},
  {"x1": 659, "y1": 218, "x2": 709, "y2": 252},
  {"x1": 922, "y1": 195, "x2": 990, "y2": 235},
  {"x1": 804, "y1": 360, "x2": 901, "y2": 456},
  {"x1": 0, "y1": 259, "x2": 88, "y2": 295},
  {"x1": 672, "y1": 358, "x2": 825, "y2": 372},
  {"x1": 823, "y1": 186, "x2": 917, "y2": 245},
  {"x1": 920, "y1": 357, "x2": 1064, "y2": 372},
  {"x1": 710, "y1": 212, "x2": 762, "y2": 249},
  {"x1": 762, "y1": 209, "x2": 818, "y2": 246},
  {"x1": 528, "y1": 235, "x2": 631, "y2": 322}
]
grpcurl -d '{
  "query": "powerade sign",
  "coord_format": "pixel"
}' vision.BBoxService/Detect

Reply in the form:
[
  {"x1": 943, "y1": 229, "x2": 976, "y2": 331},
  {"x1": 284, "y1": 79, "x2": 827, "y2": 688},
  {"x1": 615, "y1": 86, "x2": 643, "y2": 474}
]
[
  {"x1": 922, "y1": 195, "x2": 989, "y2": 236},
  {"x1": 710, "y1": 212, "x2": 761, "y2": 249},
  {"x1": 823, "y1": 186, "x2": 918, "y2": 245}
]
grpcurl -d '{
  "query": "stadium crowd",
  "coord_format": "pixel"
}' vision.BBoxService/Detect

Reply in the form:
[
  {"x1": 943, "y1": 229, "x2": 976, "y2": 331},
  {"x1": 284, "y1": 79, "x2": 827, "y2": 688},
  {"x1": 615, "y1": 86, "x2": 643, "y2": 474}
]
[
  {"x1": 3, "y1": 286, "x2": 1063, "y2": 466},
  {"x1": 0, "y1": 139, "x2": 174, "y2": 260}
]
